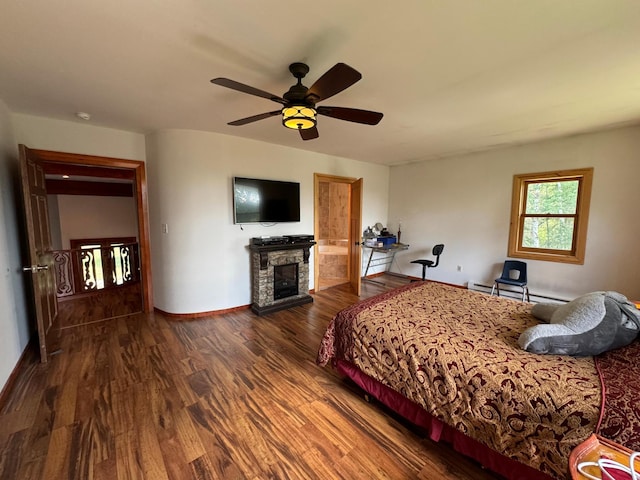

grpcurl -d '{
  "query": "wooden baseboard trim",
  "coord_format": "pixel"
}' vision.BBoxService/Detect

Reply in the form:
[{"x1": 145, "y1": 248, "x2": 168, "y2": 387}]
[
  {"x1": 368, "y1": 272, "x2": 466, "y2": 289},
  {"x1": 154, "y1": 304, "x2": 251, "y2": 320},
  {"x1": 154, "y1": 289, "x2": 317, "y2": 320},
  {"x1": 364, "y1": 272, "x2": 386, "y2": 279},
  {"x1": 431, "y1": 279, "x2": 466, "y2": 289},
  {"x1": 0, "y1": 338, "x2": 36, "y2": 412}
]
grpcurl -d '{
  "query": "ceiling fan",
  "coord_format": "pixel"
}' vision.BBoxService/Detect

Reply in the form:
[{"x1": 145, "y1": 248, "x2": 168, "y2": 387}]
[{"x1": 211, "y1": 62, "x2": 383, "y2": 140}]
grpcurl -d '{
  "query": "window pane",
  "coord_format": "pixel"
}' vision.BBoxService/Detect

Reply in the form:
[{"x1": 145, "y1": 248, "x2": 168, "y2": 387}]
[
  {"x1": 522, "y1": 217, "x2": 575, "y2": 250},
  {"x1": 525, "y1": 180, "x2": 578, "y2": 215}
]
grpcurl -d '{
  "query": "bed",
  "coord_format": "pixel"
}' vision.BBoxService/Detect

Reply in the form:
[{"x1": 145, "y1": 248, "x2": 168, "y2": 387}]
[{"x1": 316, "y1": 282, "x2": 640, "y2": 480}]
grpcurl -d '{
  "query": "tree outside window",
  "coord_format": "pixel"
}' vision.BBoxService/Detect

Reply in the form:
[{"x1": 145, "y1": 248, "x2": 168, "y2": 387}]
[{"x1": 508, "y1": 168, "x2": 593, "y2": 264}]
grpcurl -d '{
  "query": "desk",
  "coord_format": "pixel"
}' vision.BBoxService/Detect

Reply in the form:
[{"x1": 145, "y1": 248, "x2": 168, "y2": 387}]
[{"x1": 362, "y1": 244, "x2": 409, "y2": 284}]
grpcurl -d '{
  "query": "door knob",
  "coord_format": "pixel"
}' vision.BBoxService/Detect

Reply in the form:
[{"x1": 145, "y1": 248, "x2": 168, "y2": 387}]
[{"x1": 22, "y1": 264, "x2": 49, "y2": 272}]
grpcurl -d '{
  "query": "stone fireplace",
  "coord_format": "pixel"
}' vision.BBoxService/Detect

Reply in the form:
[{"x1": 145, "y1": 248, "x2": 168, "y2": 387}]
[{"x1": 249, "y1": 240, "x2": 315, "y2": 315}]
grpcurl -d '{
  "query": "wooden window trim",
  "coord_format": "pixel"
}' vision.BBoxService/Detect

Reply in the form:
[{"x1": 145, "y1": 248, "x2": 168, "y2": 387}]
[{"x1": 507, "y1": 168, "x2": 593, "y2": 265}]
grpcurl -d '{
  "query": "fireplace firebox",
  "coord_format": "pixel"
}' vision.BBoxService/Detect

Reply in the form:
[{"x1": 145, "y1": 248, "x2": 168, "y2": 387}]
[{"x1": 274, "y1": 263, "x2": 299, "y2": 300}]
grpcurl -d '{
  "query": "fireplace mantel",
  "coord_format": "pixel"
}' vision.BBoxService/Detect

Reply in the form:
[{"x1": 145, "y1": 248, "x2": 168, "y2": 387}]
[
  {"x1": 249, "y1": 241, "x2": 314, "y2": 270},
  {"x1": 249, "y1": 241, "x2": 315, "y2": 316}
]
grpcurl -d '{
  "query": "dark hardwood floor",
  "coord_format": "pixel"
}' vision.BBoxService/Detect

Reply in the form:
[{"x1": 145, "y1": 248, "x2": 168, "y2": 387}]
[{"x1": 0, "y1": 275, "x2": 500, "y2": 479}]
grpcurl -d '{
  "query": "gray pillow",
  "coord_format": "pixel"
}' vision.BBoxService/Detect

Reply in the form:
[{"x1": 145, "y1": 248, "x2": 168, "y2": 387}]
[{"x1": 519, "y1": 292, "x2": 640, "y2": 356}]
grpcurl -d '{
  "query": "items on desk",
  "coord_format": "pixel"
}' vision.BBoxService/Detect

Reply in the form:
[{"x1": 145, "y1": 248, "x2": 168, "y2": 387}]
[
  {"x1": 363, "y1": 226, "x2": 376, "y2": 244},
  {"x1": 363, "y1": 224, "x2": 405, "y2": 248},
  {"x1": 364, "y1": 236, "x2": 397, "y2": 247},
  {"x1": 364, "y1": 224, "x2": 395, "y2": 247},
  {"x1": 363, "y1": 226, "x2": 377, "y2": 247},
  {"x1": 377, "y1": 235, "x2": 397, "y2": 246}
]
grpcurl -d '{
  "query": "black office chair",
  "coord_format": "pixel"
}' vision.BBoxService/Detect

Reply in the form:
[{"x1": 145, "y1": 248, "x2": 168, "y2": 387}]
[
  {"x1": 491, "y1": 260, "x2": 530, "y2": 302},
  {"x1": 410, "y1": 244, "x2": 444, "y2": 281}
]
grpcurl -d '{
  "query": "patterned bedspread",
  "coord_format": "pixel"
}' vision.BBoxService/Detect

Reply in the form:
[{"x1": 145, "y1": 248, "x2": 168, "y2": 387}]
[
  {"x1": 317, "y1": 282, "x2": 602, "y2": 479},
  {"x1": 596, "y1": 339, "x2": 640, "y2": 451}
]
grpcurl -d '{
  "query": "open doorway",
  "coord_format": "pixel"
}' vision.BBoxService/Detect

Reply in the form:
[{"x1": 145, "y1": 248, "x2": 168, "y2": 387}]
[
  {"x1": 27, "y1": 148, "x2": 153, "y2": 314},
  {"x1": 314, "y1": 174, "x2": 362, "y2": 295}
]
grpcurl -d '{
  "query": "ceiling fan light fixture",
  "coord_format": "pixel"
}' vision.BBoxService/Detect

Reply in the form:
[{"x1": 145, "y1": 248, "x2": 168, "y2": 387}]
[{"x1": 282, "y1": 106, "x2": 316, "y2": 130}]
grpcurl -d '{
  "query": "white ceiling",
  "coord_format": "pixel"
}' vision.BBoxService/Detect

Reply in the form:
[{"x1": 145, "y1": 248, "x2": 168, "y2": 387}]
[{"x1": 2, "y1": 1, "x2": 640, "y2": 166}]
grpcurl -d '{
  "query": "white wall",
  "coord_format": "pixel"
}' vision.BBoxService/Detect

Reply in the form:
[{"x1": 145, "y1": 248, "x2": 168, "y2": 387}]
[
  {"x1": 54, "y1": 195, "x2": 138, "y2": 249},
  {"x1": 389, "y1": 125, "x2": 640, "y2": 300},
  {"x1": 146, "y1": 129, "x2": 390, "y2": 314},
  {"x1": 9, "y1": 113, "x2": 639, "y2": 310},
  {"x1": 9, "y1": 115, "x2": 389, "y2": 315},
  {"x1": 47, "y1": 195, "x2": 63, "y2": 250},
  {"x1": 0, "y1": 100, "x2": 31, "y2": 393},
  {"x1": 11, "y1": 113, "x2": 146, "y2": 160}
]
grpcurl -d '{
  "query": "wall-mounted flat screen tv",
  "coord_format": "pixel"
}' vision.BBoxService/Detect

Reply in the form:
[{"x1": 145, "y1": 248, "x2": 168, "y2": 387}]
[{"x1": 233, "y1": 177, "x2": 301, "y2": 224}]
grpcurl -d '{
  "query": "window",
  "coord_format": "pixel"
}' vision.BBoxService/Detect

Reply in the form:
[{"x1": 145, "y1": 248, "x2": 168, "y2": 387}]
[{"x1": 508, "y1": 168, "x2": 593, "y2": 264}]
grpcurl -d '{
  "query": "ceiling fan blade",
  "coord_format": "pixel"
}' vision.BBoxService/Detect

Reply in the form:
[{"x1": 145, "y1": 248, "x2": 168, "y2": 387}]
[
  {"x1": 299, "y1": 126, "x2": 319, "y2": 140},
  {"x1": 305, "y1": 63, "x2": 362, "y2": 103},
  {"x1": 211, "y1": 78, "x2": 286, "y2": 105},
  {"x1": 228, "y1": 110, "x2": 281, "y2": 126},
  {"x1": 317, "y1": 106, "x2": 383, "y2": 125}
]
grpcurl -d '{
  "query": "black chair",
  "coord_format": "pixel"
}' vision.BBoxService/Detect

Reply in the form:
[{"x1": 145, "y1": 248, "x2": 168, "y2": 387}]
[
  {"x1": 410, "y1": 244, "x2": 444, "y2": 281},
  {"x1": 491, "y1": 260, "x2": 530, "y2": 302}
]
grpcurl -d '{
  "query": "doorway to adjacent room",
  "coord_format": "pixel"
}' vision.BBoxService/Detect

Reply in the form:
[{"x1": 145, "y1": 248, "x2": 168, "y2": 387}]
[
  {"x1": 19, "y1": 145, "x2": 152, "y2": 362},
  {"x1": 313, "y1": 173, "x2": 362, "y2": 295}
]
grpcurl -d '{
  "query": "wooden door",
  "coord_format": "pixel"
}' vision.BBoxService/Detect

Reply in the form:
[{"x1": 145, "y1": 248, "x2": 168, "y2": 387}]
[
  {"x1": 315, "y1": 179, "x2": 350, "y2": 291},
  {"x1": 349, "y1": 178, "x2": 363, "y2": 296},
  {"x1": 314, "y1": 174, "x2": 363, "y2": 295},
  {"x1": 19, "y1": 145, "x2": 59, "y2": 362}
]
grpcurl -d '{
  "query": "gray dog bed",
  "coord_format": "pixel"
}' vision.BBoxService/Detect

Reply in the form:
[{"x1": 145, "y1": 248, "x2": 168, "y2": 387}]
[{"x1": 518, "y1": 291, "x2": 640, "y2": 356}]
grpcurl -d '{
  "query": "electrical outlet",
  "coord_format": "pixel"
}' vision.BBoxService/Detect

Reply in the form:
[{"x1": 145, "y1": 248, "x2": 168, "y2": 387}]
[{"x1": 457, "y1": 265, "x2": 463, "y2": 272}]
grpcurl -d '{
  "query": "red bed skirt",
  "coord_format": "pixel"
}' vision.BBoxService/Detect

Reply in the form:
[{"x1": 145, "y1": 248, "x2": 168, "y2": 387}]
[{"x1": 335, "y1": 359, "x2": 556, "y2": 480}]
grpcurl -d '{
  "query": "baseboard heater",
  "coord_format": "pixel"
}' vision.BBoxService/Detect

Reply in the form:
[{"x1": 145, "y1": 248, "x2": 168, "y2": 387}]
[{"x1": 467, "y1": 281, "x2": 569, "y2": 304}]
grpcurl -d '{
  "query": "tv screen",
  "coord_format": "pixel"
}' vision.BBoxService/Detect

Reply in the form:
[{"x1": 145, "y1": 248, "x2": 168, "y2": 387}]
[{"x1": 233, "y1": 177, "x2": 301, "y2": 224}]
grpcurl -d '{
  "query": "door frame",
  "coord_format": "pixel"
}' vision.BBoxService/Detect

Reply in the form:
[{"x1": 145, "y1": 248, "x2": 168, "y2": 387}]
[
  {"x1": 28, "y1": 148, "x2": 153, "y2": 313},
  {"x1": 349, "y1": 178, "x2": 363, "y2": 296},
  {"x1": 313, "y1": 173, "x2": 363, "y2": 295}
]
